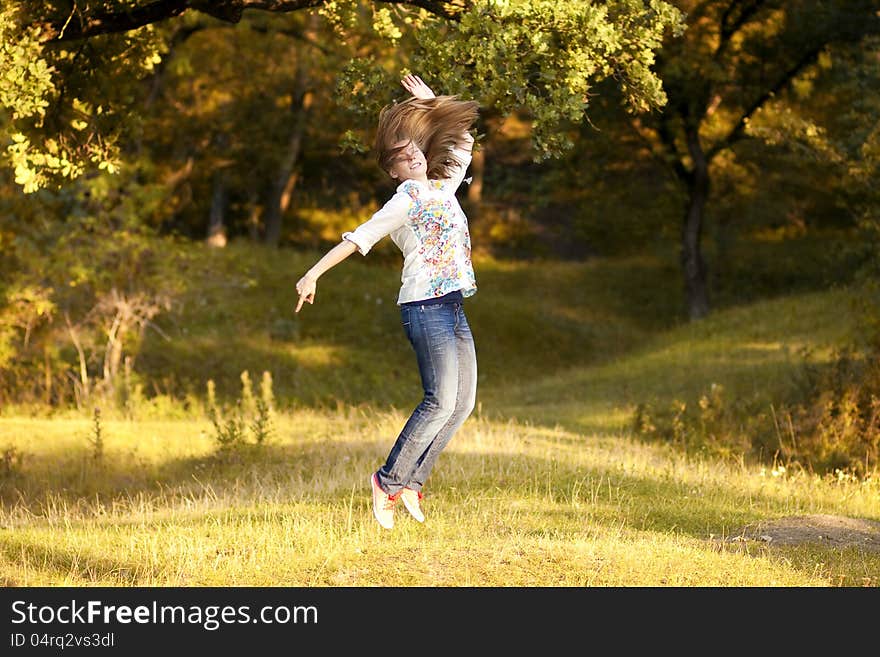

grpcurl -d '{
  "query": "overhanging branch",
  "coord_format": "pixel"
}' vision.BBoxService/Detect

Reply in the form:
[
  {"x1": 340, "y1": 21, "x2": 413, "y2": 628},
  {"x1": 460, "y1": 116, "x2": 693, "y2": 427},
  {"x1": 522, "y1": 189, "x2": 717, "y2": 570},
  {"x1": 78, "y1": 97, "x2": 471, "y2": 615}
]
[
  {"x1": 40, "y1": 0, "x2": 189, "y2": 42},
  {"x1": 375, "y1": 0, "x2": 466, "y2": 21},
  {"x1": 38, "y1": 0, "x2": 462, "y2": 43}
]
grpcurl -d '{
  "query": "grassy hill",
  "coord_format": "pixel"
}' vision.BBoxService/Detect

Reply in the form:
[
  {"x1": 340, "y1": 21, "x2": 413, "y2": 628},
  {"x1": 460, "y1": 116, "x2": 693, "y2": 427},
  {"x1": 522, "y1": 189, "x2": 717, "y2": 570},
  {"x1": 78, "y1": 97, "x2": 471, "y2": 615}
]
[
  {"x1": 133, "y1": 232, "x2": 858, "y2": 420},
  {"x1": 135, "y1": 243, "x2": 684, "y2": 411}
]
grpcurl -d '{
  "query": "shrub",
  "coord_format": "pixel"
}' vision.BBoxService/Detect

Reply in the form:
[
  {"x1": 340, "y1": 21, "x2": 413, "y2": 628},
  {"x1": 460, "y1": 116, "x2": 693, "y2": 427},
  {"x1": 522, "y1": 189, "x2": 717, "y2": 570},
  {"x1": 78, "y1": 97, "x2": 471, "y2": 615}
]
[
  {"x1": 633, "y1": 354, "x2": 880, "y2": 478},
  {"x1": 633, "y1": 384, "x2": 756, "y2": 461},
  {"x1": 0, "y1": 445, "x2": 24, "y2": 479},
  {"x1": 777, "y1": 347, "x2": 880, "y2": 477}
]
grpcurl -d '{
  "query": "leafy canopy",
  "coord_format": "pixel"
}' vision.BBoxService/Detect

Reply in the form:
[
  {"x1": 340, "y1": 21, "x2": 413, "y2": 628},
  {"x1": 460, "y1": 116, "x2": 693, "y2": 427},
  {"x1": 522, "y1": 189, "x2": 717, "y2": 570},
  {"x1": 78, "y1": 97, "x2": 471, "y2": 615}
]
[{"x1": 1, "y1": 1, "x2": 684, "y2": 191}]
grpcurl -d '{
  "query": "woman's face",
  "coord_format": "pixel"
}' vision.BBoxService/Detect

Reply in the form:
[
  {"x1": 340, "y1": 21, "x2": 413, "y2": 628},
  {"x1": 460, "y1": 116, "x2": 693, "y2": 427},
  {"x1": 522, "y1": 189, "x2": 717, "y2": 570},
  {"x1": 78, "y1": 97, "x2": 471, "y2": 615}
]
[{"x1": 388, "y1": 139, "x2": 428, "y2": 182}]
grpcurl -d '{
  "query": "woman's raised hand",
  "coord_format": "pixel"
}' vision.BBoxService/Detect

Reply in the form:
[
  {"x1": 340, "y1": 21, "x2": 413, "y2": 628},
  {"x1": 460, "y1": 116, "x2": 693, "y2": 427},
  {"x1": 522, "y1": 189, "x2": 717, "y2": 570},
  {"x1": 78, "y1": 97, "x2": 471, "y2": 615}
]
[{"x1": 401, "y1": 74, "x2": 435, "y2": 100}]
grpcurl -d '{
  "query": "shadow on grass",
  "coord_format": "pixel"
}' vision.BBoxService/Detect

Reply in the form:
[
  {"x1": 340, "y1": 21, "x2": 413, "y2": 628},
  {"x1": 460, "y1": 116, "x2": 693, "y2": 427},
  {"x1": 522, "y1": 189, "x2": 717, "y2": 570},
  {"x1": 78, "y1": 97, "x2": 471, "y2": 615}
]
[{"x1": 0, "y1": 534, "x2": 146, "y2": 586}]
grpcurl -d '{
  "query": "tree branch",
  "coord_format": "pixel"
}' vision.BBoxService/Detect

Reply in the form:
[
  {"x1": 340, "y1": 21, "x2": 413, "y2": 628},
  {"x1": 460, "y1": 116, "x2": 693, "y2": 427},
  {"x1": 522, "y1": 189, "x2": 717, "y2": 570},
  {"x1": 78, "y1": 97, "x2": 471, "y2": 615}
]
[
  {"x1": 39, "y1": 0, "x2": 463, "y2": 43},
  {"x1": 708, "y1": 2, "x2": 880, "y2": 159},
  {"x1": 656, "y1": 114, "x2": 693, "y2": 185},
  {"x1": 708, "y1": 41, "x2": 826, "y2": 159},
  {"x1": 628, "y1": 117, "x2": 689, "y2": 189},
  {"x1": 247, "y1": 23, "x2": 333, "y2": 55},
  {"x1": 715, "y1": 0, "x2": 767, "y2": 62},
  {"x1": 40, "y1": 0, "x2": 189, "y2": 42},
  {"x1": 375, "y1": 0, "x2": 465, "y2": 21}
]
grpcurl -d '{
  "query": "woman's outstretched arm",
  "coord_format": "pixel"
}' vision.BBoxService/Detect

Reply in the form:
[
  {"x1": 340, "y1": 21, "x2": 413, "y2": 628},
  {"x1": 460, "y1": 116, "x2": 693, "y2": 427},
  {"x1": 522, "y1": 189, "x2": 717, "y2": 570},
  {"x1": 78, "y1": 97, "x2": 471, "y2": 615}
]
[{"x1": 294, "y1": 239, "x2": 359, "y2": 313}]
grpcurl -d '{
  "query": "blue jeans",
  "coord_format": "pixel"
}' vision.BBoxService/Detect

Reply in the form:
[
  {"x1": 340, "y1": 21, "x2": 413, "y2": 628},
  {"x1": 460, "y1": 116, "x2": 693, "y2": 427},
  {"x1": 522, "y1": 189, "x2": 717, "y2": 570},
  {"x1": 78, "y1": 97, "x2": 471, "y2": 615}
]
[{"x1": 376, "y1": 301, "x2": 477, "y2": 495}]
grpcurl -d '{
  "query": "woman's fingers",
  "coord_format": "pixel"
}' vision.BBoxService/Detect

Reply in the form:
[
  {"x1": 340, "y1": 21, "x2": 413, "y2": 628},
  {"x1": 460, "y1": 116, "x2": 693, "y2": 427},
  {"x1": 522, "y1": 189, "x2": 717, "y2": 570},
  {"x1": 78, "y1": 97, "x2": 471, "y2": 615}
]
[
  {"x1": 295, "y1": 291, "x2": 314, "y2": 313},
  {"x1": 401, "y1": 74, "x2": 434, "y2": 99},
  {"x1": 295, "y1": 278, "x2": 316, "y2": 313}
]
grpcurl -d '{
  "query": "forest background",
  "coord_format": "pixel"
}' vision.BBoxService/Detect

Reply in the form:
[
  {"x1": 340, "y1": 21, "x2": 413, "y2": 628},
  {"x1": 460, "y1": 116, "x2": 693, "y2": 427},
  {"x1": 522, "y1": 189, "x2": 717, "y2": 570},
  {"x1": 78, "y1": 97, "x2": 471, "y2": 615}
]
[{"x1": 0, "y1": 1, "x2": 879, "y2": 587}]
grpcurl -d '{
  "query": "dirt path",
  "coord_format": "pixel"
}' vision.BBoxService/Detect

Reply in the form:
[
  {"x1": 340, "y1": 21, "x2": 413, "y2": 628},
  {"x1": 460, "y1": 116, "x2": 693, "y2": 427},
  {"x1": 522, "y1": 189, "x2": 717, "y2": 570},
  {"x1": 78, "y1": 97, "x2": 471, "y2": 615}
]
[{"x1": 730, "y1": 514, "x2": 880, "y2": 552}]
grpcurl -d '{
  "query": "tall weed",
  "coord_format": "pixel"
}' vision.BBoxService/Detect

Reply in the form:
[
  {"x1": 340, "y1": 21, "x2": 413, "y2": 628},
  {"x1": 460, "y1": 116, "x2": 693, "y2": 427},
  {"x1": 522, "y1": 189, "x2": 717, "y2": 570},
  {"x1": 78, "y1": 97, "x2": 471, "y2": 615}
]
[{"x1": 205, "y1": 372, "x2": 275, "y2": 458}]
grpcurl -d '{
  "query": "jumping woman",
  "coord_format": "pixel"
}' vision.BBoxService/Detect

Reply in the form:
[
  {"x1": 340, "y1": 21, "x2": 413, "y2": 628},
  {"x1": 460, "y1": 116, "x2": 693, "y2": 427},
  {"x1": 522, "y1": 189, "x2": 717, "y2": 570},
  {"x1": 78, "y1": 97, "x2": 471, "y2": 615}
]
[{"x1": 294, "y1": 74, "x2": 480, "y2": 530}]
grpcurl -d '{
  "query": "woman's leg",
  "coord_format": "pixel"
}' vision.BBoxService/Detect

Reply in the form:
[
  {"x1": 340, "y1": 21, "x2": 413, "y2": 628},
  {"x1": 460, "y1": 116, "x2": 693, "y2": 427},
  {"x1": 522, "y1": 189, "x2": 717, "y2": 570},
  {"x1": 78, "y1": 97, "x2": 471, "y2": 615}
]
[
  {"x1": 404, "y1": 304, "x2": 476, "y2": 491},
  {"x1": 375, "y1": 303, "x2": 474, "y2": 496}
]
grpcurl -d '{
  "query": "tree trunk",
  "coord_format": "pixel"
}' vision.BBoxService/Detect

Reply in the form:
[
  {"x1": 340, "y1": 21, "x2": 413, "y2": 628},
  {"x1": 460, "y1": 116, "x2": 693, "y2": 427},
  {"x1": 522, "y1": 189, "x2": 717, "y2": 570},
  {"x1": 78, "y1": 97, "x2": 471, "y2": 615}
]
[
  {"x1": 681, "y1": 126, "x2": 710, "y2": 320},
  {"x1": 44, "y1": 345, "x2": 53, "y2": 406},
  {"x1": 263, "y1": 93, "x2": 311, "y2": 245},
  {"x1": 102, "y1": 311, "x2": 125, "y2": 386},
  {"x1": 467, "y1": 146, "x2": 484, "y2": 205},
  {"x1": 247, "y1": 190, "x2": 262, "y2": 242},
  {"x1": 463, "y1": 145, "x2": 484, "y2": 222},
  {"x1": 264, "y1": 30, "x2": 314, "y2": 247},
  {"x1": 207, "y1": 169, "x2": 228, "y2": 247},
  {"x1": 64, "y1": 314, "x2": 90, "y2": 406}
]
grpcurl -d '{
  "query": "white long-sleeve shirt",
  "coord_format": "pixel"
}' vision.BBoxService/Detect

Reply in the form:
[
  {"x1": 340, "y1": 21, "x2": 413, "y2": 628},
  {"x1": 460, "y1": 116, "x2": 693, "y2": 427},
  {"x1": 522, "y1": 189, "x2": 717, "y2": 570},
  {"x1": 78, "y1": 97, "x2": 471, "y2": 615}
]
[{"x1": 342, "y1": 143, "x2": 477, "y2": 305}]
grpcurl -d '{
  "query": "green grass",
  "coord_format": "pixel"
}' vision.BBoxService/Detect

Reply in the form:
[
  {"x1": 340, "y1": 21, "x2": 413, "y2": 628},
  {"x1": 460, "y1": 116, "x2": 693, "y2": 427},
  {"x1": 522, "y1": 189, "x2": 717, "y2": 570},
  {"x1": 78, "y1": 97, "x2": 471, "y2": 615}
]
[
  {"x1": 130, "y1": 241, "x2": 689, "y2": 409},
  {"x1": 490, "y1": 287, "x2": 861, "y2": 433},
  {"x1": 1, "y1": 235, "x2": 877, "y2": 586}
]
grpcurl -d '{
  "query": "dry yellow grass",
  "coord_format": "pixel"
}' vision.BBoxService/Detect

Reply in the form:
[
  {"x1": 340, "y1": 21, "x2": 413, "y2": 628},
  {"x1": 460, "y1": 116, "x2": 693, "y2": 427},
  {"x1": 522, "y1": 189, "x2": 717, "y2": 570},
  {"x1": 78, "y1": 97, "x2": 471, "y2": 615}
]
[{"x1": 1, "y1": 409, "x2": 877, "y2": 587}]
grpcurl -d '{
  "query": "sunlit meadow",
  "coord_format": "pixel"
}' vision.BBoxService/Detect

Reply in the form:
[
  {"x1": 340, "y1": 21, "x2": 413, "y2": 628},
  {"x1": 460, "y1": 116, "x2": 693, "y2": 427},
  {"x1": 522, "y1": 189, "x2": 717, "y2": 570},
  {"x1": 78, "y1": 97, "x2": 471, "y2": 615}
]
[{"x1": 1, "y1": 241, "x2": 878, "y2": 586}]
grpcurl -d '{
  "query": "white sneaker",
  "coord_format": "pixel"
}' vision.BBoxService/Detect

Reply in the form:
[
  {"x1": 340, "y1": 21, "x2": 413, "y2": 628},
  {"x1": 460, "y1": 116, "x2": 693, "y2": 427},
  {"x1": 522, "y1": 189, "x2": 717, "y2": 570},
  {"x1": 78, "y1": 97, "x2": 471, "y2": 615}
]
[
  {"x1": 400, "y1": 488, "x2": 425, "y2": 523},
  {"x1": 370, "y1": 473, "x2": 397, "y2": 530}
]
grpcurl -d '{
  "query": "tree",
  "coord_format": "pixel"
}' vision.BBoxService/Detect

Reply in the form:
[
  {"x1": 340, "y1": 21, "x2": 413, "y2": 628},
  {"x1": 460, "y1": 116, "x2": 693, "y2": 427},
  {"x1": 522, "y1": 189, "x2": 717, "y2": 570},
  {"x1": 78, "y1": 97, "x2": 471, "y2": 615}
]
[
  {"x1": 629, "y1": 0, "x2": 880, "y2": 319},
  {"x1": 2, "y1": 1, "x2": 684, "y2": 193}
]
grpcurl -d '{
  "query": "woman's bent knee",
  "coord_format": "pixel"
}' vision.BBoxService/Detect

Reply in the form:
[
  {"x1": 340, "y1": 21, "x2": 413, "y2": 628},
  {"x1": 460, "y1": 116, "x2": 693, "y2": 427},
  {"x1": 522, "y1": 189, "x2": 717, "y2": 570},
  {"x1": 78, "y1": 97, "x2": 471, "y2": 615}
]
[{"x1": 416, "y1": 393, "x2": 456, "y2": 420}]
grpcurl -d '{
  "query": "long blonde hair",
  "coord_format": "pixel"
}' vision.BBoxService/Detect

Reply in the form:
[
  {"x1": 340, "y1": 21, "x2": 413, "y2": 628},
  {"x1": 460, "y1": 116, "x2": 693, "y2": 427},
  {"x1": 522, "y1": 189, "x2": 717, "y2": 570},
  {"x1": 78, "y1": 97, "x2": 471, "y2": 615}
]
[{"x1": 375, "y1": 95, "x2": 479, "y2": 180}]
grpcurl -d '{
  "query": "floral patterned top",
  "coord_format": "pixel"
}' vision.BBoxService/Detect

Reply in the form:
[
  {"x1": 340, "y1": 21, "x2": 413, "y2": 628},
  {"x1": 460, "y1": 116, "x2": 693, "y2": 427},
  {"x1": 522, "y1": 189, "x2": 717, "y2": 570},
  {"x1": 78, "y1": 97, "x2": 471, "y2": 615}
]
[{"x1": 342, "y1": 143, "x2": 476, "y2": 305}]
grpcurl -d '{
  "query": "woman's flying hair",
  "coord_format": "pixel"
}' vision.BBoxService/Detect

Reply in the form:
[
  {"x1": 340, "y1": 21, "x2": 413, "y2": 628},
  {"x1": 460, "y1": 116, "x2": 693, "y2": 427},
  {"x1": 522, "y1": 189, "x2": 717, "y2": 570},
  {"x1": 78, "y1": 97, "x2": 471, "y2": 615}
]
[{"x1": 375, "y1": 95, "x2": 479, "y2": 180}]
